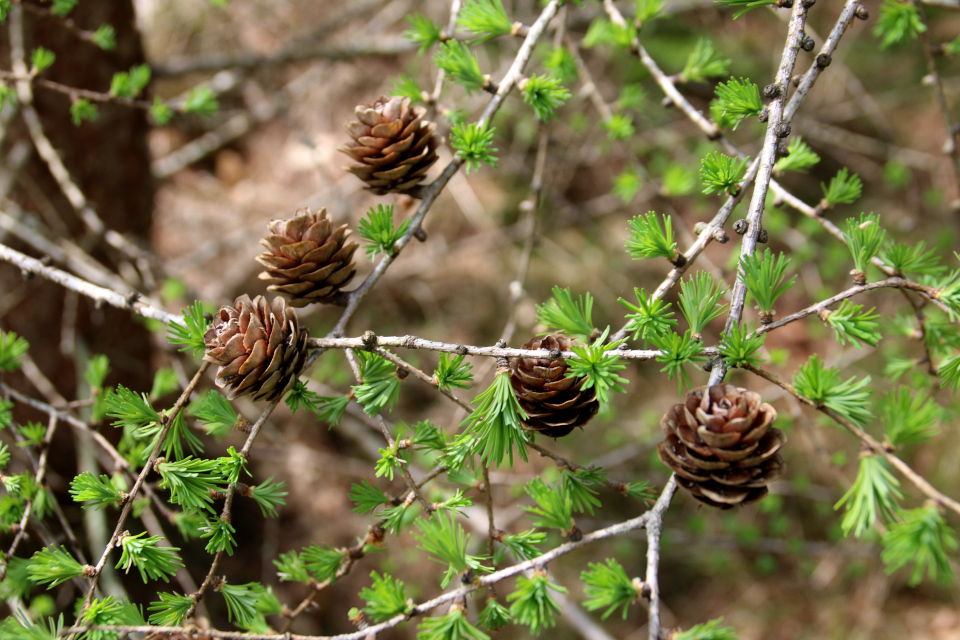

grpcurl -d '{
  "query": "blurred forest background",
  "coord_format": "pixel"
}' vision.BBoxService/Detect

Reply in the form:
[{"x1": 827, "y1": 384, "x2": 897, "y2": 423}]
[{"x1": 1, "y1": 0, "x2": 959, "y2": 638}]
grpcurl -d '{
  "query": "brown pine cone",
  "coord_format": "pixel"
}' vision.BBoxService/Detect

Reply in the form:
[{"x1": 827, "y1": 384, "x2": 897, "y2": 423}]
[
  {"x1": 339, "y1": 95, "x2": 439, "y2": 195},
  {"x1": 658, "y1": 384, "x2": 785, "y2": 509},
  {"x1": 256, "y1": 207, "x2": 357, "y2": 307},
  {"x1": 203, "y1": 295, "x2": 308, "y2": 402},
  {"x1": 509, "y1": 334, "x2": 599, "y2": 438}
]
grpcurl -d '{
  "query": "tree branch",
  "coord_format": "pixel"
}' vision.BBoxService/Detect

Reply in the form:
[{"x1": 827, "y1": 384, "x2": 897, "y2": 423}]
[
  {"x1": 741, "y1": 363, "x2": 960, "y2": 518},
  {"x1": 65, "y1": 478, "x2": 677, "y2": 640},
  {"x1": 710, "y1": 0, "x2": 809, "y2": 386}
]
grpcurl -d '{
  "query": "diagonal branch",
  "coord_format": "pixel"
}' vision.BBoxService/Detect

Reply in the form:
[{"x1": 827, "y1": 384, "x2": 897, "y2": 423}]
[
  {"x1": 332, "y1": 0, "x2": 563, "y2": 336},
  {"x1": 741, "y1": 363, "x2": 960, "y2": 518},
  {"x1": 75, "y1": 361, "x2": 209, "y2": 614},
  {"x1": 0, "y1": 242, "x2": 177, "y2": 324}
]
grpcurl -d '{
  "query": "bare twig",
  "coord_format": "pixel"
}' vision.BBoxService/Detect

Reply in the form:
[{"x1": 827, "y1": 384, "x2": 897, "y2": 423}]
[
  {"x1": 8, "y1": 5, "x2": 155, "y2": 282},
  {"x1": 369, "y1": 346, "x2": 471, "y2": 411},
  {"x1": 500, "y1": 123, "x2": 550, "y2": 345},
  {"x1": 310, "y1": 333, "x2": 661, "y2": 361},
  {"x1": 0, "y1": 382, "x2": 131, "y2": 473},
  {"x1": 17, "y1": 1, "x2": 107, "y2": 47},
  {"x1": 0, "y1": 206, "x2": 133, "y2": 294},
  {"x1": 644, "y1": 475, "x2": 678, "y2": 640},
  {"x1": 912, "y1": 0, "x2": 960, "y2": 199},
  {"x1": 153, "y1": 37, "x2": 413, "y2": 77},
  {"x1": 782, "y1": 0, "x2": 862, "y2": 124},
  {"x1": 0, "y1": 243, "x2": 177, "y2": 325}
]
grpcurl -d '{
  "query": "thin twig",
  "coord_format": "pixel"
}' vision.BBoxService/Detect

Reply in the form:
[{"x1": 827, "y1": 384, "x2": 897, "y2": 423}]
[
  {"x1": 526, "y1": 441, "x2": 631, "y2": 496},
  {"x1": 500, "y1": 123, "x2": 550, "y2": 345},
  {"x1": 357, "y1": 343, "x2": 640, "y2": 498},
  {"x1": 643, "y1": 475, "x2": 678, "y2": 640},
  {"x1": 0, "y1": 206, "x2": 133, "y2": 293},
  {"x1": 428, "y1": 0, "x2": 463, "y2": 104},
  {"x1": 740, "y1": 363, "x2": 960, "y2": 518},
  {"x1": 0, "y1": 243, "x2": 177, "y2": 324},
  {"x1": 17, "y1": 1, "x2": 107, "y2": 47},
  {"x1": 342, "y1": 346, "x2": 435, "y2": 513},
  {"x1": 279, "y1": 465, "x2": 449, "y2": 632},
  {"x1": 782, "y1": 0, "x2": 861, "y2": 124},
  {"x1": 8, "y1": 5, "x2": 155, "y2": 279},
  {"x1": 370, "y1": 346, "x2": 471, "y2": 411},
  {"x1": 66, "y1": 479, "x2": 676, "y2": 640},
  {"x1": 0, "y1": 383, "x2": 131, "y2": 473},
  {"x1": 897, "y1": 289, "x2": 938, "y2": 376},
  {"x1": 153, "y1": 38, "x2": 413, "y2": 76},
  {"x1": 310, "y1": 333, "x2": 661, "y2": 361},
  {"x1": 76, "y1": 361, "x2": 210, "y2": 614},
  {"x1": 185, "y1": 395, "x2": 281, "y2": 619},
  {"x1": 483, "y1": 464, "x2": 496, "y2": 561},
  {"x1": 332, "y1": 1, "x2": 562, "y2": 336},
  {"x1": 710, "y1": 0, "x2": 809, "y2": 386},
  {"x1": 912, "y1": 0, "x2": 960, "y2": 199},
  {"x1": 1, "y1": 413, "x2": 58, "y2": 579},
  {"x1": 753, "y1": 277, "x2": 941, "y2": 336}
]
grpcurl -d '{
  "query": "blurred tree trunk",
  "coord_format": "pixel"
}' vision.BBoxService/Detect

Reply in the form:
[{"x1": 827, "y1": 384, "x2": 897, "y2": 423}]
[{"x1": 1, "y1": 1, "x2": 154, "y2": 401}]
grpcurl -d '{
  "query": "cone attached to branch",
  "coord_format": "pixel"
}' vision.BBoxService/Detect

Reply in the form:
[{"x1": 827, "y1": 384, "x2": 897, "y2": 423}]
[
  {"x1": 203, "y1": 295, "x2": 308, "y2": 402},
  {"x1": 509, "y1": 334, "x2": 599, "y2": 438},
  {"x1": 256, "y1": 207, "x2": 357, "y2": 307},
  {"x1": 657, "y1": 384, "x2": 785, "y2": 509},
  {"x1": 339, "y1": 95, "x2": 439, "y2": 195}
]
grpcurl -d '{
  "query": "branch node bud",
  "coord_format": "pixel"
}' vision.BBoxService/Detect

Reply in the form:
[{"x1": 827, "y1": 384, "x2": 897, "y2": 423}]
[{"x1": 361, "y1": 331, "x2": 378, "y2": 349}]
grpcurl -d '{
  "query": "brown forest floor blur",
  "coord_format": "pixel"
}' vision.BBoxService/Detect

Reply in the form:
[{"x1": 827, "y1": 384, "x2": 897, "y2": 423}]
[{"x1": 48, "y1": 0, "x2": 960, "y2": 637}]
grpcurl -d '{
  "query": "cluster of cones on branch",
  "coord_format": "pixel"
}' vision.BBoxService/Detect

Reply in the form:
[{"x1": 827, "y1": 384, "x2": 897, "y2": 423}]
[
  {"x1": 508, "y1": 338, "x2": 784, "y2": 509},
  {"x1": 204, "y1": 96, "x2": 441, "y2": 401},
  {"x1": 200, "y1": 97, "x2": 784, "y2": 510}
]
